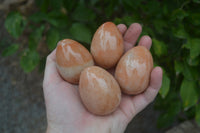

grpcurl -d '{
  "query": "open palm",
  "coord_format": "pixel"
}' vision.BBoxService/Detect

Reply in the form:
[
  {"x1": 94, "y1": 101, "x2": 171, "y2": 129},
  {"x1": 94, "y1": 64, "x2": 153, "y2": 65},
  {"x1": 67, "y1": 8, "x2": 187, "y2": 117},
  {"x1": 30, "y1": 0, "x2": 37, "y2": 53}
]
[{"x1": 43, "y1": 23, "x2": 163, "y2": 133}]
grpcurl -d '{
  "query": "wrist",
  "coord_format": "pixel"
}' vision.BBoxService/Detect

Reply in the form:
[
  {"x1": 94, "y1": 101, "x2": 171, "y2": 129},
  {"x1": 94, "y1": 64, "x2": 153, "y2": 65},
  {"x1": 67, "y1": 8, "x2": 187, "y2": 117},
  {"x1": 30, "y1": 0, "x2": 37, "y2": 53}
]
[
  {"x1": 46, "y1": 123, "x2": 66, "y2": 133},
  {"x1": 46, "y1": 116, "x2": 127, "y2": 133},
  {"x1": 46, "y1": 125, "x2": 61, "y2": 133},
  {"x1": 46, "y1": 124, "x2": 125, "y2": 133}
]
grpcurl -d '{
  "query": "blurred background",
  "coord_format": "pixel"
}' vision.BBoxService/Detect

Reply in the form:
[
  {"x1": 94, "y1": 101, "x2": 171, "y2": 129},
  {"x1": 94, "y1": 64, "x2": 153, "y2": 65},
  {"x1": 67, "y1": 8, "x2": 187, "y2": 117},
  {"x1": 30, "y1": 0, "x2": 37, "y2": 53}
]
[{"x1": 0, "y1": 0, "x2": 200, "y2": 132}]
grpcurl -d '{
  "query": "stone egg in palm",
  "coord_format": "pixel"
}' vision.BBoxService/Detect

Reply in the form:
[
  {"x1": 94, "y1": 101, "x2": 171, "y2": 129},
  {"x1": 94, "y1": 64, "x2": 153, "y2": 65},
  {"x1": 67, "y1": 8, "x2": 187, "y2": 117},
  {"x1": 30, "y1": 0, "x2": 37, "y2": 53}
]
[
  {"x1": 79, "y1": 66, "x2": 121, "y2": 115},
  {"x1": 56, "y1": 39, "x2": 94, "y2": 84},
  {"x1": 115, "y1": 46, "x2": 153, "y2": 95}
]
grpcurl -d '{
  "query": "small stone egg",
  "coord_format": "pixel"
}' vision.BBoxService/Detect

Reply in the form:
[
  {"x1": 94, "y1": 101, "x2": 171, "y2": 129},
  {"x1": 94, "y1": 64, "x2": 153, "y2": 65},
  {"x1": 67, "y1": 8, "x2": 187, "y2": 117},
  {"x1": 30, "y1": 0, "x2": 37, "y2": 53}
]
[
  {"x1": 115, "y1": 46, "x2": 153, "y2": 95},
  {"x1": 56, "y1": 39, "x2": 94, "y2": 84},
  {"x1": 79, "y1": 66, "x2": 121, "y2": 115},
  {"x1": 91, "y1": 22, "x2": 124, "y2": 69}
]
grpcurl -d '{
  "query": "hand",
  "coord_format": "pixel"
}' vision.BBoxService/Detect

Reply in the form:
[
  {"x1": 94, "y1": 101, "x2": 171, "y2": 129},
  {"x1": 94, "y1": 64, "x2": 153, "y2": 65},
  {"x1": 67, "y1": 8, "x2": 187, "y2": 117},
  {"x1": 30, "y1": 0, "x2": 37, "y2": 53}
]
[{"x1": 43, "y1": 23, "x2": 163, "y2": 133}]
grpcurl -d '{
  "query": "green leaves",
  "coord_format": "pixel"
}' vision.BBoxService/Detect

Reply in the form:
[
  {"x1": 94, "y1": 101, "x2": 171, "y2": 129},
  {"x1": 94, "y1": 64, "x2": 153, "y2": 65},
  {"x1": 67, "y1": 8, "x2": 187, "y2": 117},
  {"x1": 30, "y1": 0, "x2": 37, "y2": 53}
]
[
  {"x1": 189, "y1": 13, "x2": 200, "y2": 26},
  {"x1": 49, "y1": 0, "x2": 63, "y2": 9},
  {"x1": 122, "y1": 0, "x2": 142, "y2": 10},
  {"x1": 46, "y1": 28, "x2": 60, "y2": 50},
  {"x1": 29, "y1": 11, "x2": 69, "y2": 28},
  {"x1": 193, "y1": 0, "x2": 200, "y2": 3},
  {"x1": 35, "y1": 0, "x2": 49, "y2": 12},
  {"x1": 157, "y1": 101, "x2": 181, "y2": 128},
  {"x1": 180, "y1": 79, "x2": 198, "y2": 110},
  {"x1": 29, "y1": 12, "x2": 46, "y2": 23},
  {"x1": 20, "y1": 50, "x2": 40, "y2": 73},
  {"x1": 72, "y1": 3, "x2": 96, "y2": 22},
  {"x1": 5, "y1": 12, "x2": 27, "y2": 38},
  {"x1": 187, "y1": 56, "x2": 200, "y2": 66},
  {"x1": 173, "y1": 25, "x2": 188, "y2": 39},
  {"x1": 28, "y1": 25, "x2": 45, "y2": 50},
  {"x1": 70, "y1": 23, "x2": 92, "y2": 44},
  {"x1": 196, "y1": 103, "x2": 200, "y2": 126},
  {"x1": 153, "y1": 19, "x2": 166, "y2": 34},
  {"x1": 159, "y1": 72, "x2": 170, "y2": 98},
  {"x1": 2, "y1": 44, "x2": 19, "y2": 56},
  {"x1": 171, "y1": 9, "x2": 188, "y2": 21},
  {"x1": 184, "y1": 38, "x2": 200, "y2": 59},
  {"x1": 63, "y1": 0, "x2": 77, "y2": 11},
  {"x1": 114, "y1": 16, "x2": 140, "y2": 26},
  {"x1": 182, "y1": 63, "x2": 197, "y2": 80},
  {"x1": 152, "y1": 39, "x2": 168, "y2": 57},
  {"x1": 175, "y1": 60, "x2": 183, "y2": 75},
  {"x1": 174, "y1": 61, "x2": 199, "y2": 80}
]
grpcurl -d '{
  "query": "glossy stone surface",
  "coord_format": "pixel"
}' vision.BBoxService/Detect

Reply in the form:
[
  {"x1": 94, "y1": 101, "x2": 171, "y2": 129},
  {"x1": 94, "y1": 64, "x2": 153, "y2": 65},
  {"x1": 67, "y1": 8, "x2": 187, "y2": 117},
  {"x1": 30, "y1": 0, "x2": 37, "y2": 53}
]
[
  {"x1": 79, "y1": 66, "x2": 121, "y2": 115},
  {"x1": 91, "y1": 22, "x2": 124, "y2": 69},
  {"x1": 56, "y1": 39, "x2": 94, "y2": 84},
  {"x1": 115, "y1": 46, "x2": 153, "y2": 95}
]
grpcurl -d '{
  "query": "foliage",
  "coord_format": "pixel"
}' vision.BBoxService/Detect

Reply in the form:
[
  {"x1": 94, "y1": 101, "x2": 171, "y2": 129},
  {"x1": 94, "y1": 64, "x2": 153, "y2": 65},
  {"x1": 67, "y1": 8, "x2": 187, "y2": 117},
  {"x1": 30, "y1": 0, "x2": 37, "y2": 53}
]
[
  {"x1": 5, "y1": 12, "x2": 27, "y2": 38},
  {"x1": 2, "y1": 0, "x2": 200, "y2": 129},
  {"x1": 20, "y1": 49, "x2": 40, "y2": 72},
  {"x1": 2, "y1": 43, "x2": 19, "y2": 56}
]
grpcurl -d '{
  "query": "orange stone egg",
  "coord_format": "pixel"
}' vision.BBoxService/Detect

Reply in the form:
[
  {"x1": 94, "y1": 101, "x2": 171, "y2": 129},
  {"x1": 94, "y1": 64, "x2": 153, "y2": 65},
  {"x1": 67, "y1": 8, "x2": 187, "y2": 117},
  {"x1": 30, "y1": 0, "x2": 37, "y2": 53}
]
[
  {"x1": 79, "y1": 66, "x2": 121, "y2": 115},
  {"x1": 56, "y1": 39, "x2": 94, "y2": 84},
  {"x1": 115, "y1": 46, "x2": 153, "y2": 95},
  {"x1": 91, "y1": 22, "x2": 124, "y2": 69}
]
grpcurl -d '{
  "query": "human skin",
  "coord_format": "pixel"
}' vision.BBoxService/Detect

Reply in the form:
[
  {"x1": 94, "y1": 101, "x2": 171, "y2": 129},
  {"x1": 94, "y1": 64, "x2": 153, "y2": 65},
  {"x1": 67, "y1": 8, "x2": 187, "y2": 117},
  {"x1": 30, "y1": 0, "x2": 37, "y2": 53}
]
[{"x1": 43, "y1": 23, "x2": 163, "y2": 133}]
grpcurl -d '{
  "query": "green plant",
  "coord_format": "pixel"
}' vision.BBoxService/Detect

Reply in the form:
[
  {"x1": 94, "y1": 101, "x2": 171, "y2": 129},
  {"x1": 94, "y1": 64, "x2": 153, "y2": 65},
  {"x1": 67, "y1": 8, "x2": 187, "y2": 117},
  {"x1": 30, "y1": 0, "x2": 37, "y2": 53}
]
[{"x1": 2, "y1": 0, "x2": 200, "y2": 129}]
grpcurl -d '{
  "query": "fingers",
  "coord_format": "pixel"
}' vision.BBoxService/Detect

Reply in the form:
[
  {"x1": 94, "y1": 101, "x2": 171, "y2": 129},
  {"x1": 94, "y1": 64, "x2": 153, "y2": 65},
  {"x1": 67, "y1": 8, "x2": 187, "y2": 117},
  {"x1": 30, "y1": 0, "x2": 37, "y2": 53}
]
[
  {"x1": 124, "y1": 23, "x2": 142, "y2": 44},
  {"x1": 115, "y1": 67, "x2": 163, "y2": 124},
  {"x1": 148, "y1": 67, "x2": 163, "y2": 92},
  {"x1": 142, "y1": 67, "x2": 163, "y2": 104},
  {"x1": 43, "y1": 49, "x2": 62, "y2": 89},
  {"x1": 123, "y1": 23, "x2": 142, "y2": 52},
  {"x1": 118, "y1": 23, "x2": 151, "y2": 52},
  {"x1": 138, "y1": 35, "x2": 152, "y2": 50},
  {"x1": 117, "y1": 24, "x2": 127, "y2": 35},
  {"x1": 131, "y1": 67, "x2": 163, "y2": 116},
  {"x1": 48, "y1": 49, "x2": 56, "y2": 61}
]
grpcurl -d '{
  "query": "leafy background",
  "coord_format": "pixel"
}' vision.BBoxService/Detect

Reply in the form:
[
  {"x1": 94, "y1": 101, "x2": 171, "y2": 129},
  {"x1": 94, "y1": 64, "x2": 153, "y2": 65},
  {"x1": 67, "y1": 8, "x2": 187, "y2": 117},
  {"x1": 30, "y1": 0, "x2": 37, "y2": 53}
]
[{"x1": 2, "y1": 0, "x2": 200, "y2": 129}]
